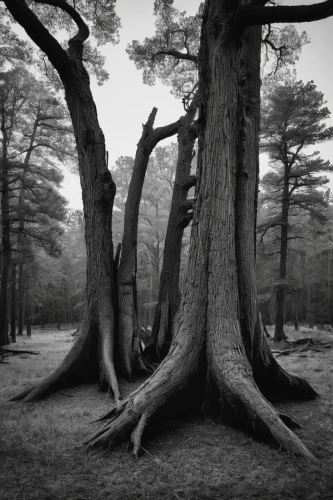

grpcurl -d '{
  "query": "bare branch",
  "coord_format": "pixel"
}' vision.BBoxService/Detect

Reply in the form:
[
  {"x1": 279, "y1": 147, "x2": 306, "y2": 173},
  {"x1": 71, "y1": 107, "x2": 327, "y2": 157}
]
[
  {"x1": 154, "y1": 49, "x2": 198, "y2": 64},
  {"x1": 235, "y1": 1, "x2": 333, "y2": 29}
]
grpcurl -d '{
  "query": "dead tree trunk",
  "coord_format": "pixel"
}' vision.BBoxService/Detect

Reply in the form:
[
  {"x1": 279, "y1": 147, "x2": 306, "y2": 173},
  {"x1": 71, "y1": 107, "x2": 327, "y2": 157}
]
[
  {"x1": 85, "y1": 3, "x2": 317, "y2": 460},
  {"x1": 145, "y1": 94, "x2": 198, "y2": 362},
  {"x1": 117, "y1": 109, "x2": 180, "y2": 380}
]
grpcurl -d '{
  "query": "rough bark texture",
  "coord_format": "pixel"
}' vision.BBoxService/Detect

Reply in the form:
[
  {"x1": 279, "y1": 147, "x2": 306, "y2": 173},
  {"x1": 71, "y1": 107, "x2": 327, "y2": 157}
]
[
  {"x1": 145, "y1": 95, "x2": 198, "y2": 362},
  {"x1": 6, "y1": 1, "x2": 120, "y2": 401},
  {"x1": 117, "y1": 109, "x2": 179, "y2": 380},
  {"x1": 85, "y1": 0, "x2": 317, "y2": 461}
]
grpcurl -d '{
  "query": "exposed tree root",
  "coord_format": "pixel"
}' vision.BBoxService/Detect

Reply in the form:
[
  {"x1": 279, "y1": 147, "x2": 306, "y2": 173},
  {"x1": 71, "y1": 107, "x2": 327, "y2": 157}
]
[
  {"x1": 98, "y1": 302, "x2": 120, "y2": 401},
  {"x1": 85, "y1": 329, "x2": 317, "y2": 461},
  {"x1": 252, "y1": 320, "x2": 318, "y2": 402},
  {"x1": 128, "y1": 412, "x2": 149, "y2": 459},
  {"x1": 9, "y1": 307, "x2": 120, "y2": 402},
  {"x1": 212, "y1": 356, "x2": 315, "y2": 460},
  {"x1": 85, "y1": 325, "x2": 203, "y2": 451}
]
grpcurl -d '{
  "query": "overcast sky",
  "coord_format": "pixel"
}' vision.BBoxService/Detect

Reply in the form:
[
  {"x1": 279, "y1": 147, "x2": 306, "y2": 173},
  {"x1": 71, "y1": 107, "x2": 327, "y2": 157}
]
[{"x1": 62, "y1": 0, "x2": 333, "y2": 208}]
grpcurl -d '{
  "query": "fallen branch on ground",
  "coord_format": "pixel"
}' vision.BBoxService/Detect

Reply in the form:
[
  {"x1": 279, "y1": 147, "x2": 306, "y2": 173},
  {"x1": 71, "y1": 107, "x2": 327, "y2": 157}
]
[
  {"x1": 0, "y1": 347, "x2": 40, "y2": 357},
  {"x1": 272, "y1": 339, "x2": 333, "y2": 357}
]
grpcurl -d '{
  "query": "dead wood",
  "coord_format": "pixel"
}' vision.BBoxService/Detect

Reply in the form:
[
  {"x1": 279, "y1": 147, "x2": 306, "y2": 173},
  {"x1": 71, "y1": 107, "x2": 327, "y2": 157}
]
[
  {"x1": 0, "y1": 348, "x2": 40, "y2": 356},
  {"x1": 273, "y1": 339, "x2": 333, "y2": 357}
]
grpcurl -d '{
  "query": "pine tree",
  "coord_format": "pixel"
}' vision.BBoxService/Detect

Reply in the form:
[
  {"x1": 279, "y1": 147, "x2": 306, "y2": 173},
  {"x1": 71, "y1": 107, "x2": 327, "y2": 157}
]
[{"x1": 260, "y1": 79, "x2": 333, "y2": 340}]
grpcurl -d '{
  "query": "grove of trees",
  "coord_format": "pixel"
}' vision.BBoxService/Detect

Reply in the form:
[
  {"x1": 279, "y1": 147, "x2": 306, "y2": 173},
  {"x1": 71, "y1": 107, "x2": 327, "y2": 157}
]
[{"x1": 2, "y1": 0, "x2": 333, "y2": 462}]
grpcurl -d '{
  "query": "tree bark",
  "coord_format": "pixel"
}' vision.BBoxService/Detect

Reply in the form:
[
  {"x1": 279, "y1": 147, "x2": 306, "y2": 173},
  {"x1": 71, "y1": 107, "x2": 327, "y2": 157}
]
[
  {"x1": 294, "y1": 292, "x2": 299, "y2": 331},
  {"x1": 17, "y1": 261, "x2": 24, "y2": 336},
  {"x1": 0, "y1": 94, "x2": 11, "y2": 347},
  {"x1": 7, "y1": 4, "x2": 120, "y2": 401},
  {"x1": 145, "y1": 95, "x2": 198, "y2": 362},
  {"x1": 17, "y1": 107, "x2": 40, "y2": 337},
  {"x1": 117, "y1": 108, "x2": 179, "y2": 380},
  {"x1": 26, "y1": 284, "x2": 31, "y2": 338},
  {"x1": 85, "y1": 1, "x2": 317, "y2": 460},
  {"x1": 10, "y1": 264, "x2": 16, "y2": 343},
  {"x1": 274, "y1": 157, "x2": 289, "y2": 341}
]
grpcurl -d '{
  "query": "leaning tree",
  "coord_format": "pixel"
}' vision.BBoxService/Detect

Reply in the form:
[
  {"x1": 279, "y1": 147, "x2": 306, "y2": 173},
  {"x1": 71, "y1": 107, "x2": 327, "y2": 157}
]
[
  {"x1": 127, "y1": 2, "x2": 201, "y2": 362},
  {"x1": 85, "y1": 1, "x2": 333, "y2": 460},
  {"x1": 4, "y1": 0, "x2": 123, "y2": 400},
  {"x1": 7, "y1": 0, "x2": 333, "y2": 459}
]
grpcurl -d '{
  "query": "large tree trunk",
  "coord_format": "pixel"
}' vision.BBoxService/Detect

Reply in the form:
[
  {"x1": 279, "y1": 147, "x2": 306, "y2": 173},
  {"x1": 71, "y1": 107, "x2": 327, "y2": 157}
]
[
  {"x1": 117, "y1": 108, "x2": 179, "y2": 380},
  {"x1": 145, "y1": 95, "x2": 198, "y2": 362},
  {"x1": 85, "y1": 1, "x2": 317, "y2": 460},
  {"x1": 10, "y1": 38, "x2": 120, "y2": 401}
]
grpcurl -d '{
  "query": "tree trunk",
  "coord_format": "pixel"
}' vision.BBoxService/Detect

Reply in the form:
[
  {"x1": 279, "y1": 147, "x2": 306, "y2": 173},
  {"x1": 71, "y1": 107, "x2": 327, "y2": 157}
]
[
  {"x1": 145, "y1": 95, "x2": 198, "y2": 362},
  {"x1": 274, "y1": 156, "x2": 289, "y2": 341},
  {"x1": 10, "y1": 38, "x2": 120, "y2": 401},
  {"x1": 26, "y1": 285, "x2": 31, "y2": 338},
  {"x1": 0, "y1": 97, "x2": 11, "y2": 347},
  {"x1": 85, "y1": 2, "x2": 317, "y2": 461},
  {"x1": 117, "y1": 108, "x2": 179, "y2": 380},
  {"x1": 17, "y1": 261, "x2": 24, "y2": 336},
  {"x1": 294, "y1": 292, "x2": 299, "y2": 331},
  {"x1": 17, "y1": 109, "x2": 40, "y2": 336},
  {"x1": 10, "y1": 264, "x2": 16, "y2": 343}
]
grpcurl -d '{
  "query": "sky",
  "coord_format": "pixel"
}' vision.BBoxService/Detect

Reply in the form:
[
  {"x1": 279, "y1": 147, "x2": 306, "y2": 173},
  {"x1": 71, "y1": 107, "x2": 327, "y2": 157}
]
[{"x1": 61, "y1": 0, "x2": 333, "y2": 209}]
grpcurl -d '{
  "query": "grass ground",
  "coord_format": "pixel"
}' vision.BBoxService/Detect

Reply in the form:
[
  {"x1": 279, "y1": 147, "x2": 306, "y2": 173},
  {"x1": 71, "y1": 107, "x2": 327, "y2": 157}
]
[{"x1": 1, "y1": 325, "x2": 333, "y2": 500}]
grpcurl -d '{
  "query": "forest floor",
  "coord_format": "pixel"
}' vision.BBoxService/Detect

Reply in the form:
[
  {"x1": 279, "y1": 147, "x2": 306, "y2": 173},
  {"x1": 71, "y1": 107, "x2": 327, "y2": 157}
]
[{"x1": 1, "y1": 326, "x2": 333, "y2": 500}]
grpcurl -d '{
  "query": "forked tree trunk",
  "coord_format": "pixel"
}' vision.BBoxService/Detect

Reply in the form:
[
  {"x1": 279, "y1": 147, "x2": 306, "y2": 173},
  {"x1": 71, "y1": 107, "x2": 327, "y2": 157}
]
[
  {"x1": 9, "y1": 33, "x2": 120, "y2": 401},
  {"x1": 117, "y1": 108, "x2": 179, "y2": 380},
  {"x1": 85, "y1": 2, "x2": 317, "y2": 460},
  {"x1": 145, "y1": 95, "x2": 198, "y2": 362}
]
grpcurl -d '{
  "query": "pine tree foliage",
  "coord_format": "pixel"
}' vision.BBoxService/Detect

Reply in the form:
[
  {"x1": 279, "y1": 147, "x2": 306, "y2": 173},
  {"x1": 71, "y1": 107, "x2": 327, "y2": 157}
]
[{"x1": 259, "y1": 78, "x2": 333, "y2": 338}]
